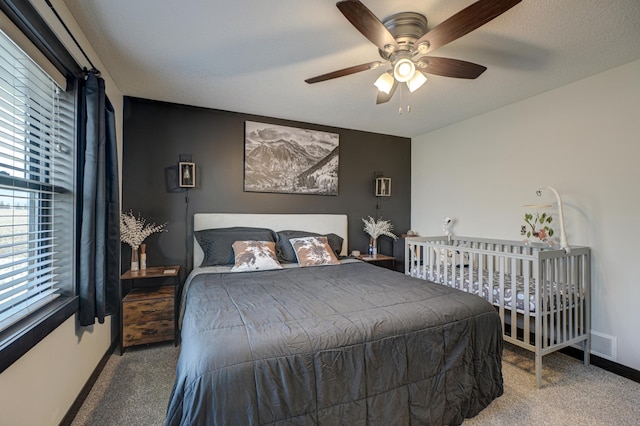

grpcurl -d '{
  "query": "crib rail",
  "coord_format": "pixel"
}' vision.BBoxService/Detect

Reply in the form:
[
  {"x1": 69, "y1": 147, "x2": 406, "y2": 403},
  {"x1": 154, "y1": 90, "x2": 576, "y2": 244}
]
[{"x1": 405, "y1": 236, "x2": 591, "y2": 388}]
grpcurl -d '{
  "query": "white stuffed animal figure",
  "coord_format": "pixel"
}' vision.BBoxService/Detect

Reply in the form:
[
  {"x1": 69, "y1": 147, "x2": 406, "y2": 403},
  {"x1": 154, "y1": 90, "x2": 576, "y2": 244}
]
[{"x1": 443, "y1": 217, "x2": 454, "y2": 240}]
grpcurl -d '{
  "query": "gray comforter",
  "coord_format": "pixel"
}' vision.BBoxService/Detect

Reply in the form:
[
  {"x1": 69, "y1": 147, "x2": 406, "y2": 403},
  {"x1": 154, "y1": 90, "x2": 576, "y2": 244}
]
[{"x1": 166, "y1": 262, "x2": 503, "y2": 425}]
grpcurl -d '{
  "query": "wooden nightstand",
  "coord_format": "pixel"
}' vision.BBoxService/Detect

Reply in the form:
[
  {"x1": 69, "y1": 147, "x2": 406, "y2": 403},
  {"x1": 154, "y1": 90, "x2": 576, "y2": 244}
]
[
  {"x1": 120, "y1": 266, "x2": 180, "y2": 354},
  {"x1": 357, "y1": 254, "x2": 396, "y2": 270}
]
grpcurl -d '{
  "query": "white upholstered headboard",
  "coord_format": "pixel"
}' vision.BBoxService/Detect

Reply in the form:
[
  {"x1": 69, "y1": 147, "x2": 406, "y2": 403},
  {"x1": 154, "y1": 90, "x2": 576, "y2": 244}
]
[{"x1": 193, "y1": 213, "x2": 348, "y2": 267}]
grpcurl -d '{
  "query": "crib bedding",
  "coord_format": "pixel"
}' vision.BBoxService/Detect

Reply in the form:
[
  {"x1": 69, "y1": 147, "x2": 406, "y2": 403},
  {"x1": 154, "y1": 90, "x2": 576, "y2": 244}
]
[
  {"x1": 166, "y1": 261, "x2": 504, "y2": 425},
  {"x1": 414, "y1": 265, "x2": 575, "y2": 314}
]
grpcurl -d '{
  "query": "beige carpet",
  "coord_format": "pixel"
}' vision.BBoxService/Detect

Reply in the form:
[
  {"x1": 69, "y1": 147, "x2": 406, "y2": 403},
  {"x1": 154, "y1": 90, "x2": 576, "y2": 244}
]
[
  {"x1": 71, "y1": 342, "x2": 180, "y2": 426},
  {"x1": 71, "y1": 342, "x2": 640, "y2": 425},
  {"x1": 466, "y1": 344, "x2": 640, "y2": 425}
]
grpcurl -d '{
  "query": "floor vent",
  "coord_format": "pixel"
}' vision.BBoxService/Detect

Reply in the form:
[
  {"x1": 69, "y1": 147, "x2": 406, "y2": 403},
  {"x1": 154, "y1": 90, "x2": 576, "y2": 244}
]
[{"x1": 590, "y1": 331, "x2": 617, "y2": 361}]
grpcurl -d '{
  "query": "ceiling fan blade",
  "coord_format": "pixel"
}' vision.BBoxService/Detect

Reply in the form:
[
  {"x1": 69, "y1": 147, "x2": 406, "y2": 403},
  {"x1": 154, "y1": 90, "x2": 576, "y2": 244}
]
[
  {"x1": 414, "y1": 0, "x2": 522, "y2": 53},
  {"x1": 337, "y1": 0, "x2": 399, "y2": 52},
  {"x1": 415, "y1": 56, "x2": 487, "y2": 79},
  {"x1": 305, "y1": 61, "x2": 383, "y2": 84},
  {"x1": 376, "y1": 80, "x2": 398, "y2": 104}
]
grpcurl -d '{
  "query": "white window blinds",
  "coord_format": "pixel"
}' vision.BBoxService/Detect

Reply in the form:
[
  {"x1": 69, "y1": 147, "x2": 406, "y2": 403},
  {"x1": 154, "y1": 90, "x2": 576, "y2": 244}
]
[{"x1": 0, "y1": 29, "x2": 75, "y2": 331}]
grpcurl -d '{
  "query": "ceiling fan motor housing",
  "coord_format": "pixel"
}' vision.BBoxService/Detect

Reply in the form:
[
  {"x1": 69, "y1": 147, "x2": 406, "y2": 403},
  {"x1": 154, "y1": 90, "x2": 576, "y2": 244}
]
[{"x1": 379, "y1": 12, "x2": 428, "y2": 59}]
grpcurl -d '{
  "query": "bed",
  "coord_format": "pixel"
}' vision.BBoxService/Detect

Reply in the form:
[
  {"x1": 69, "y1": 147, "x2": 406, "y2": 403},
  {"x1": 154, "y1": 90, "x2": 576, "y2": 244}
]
[
  {"x1": 165, "y1": 214, "x2": 504, "y2": 425},
  {"x1": 405, "y1": 236, "x2": 591, "y2": 388}
]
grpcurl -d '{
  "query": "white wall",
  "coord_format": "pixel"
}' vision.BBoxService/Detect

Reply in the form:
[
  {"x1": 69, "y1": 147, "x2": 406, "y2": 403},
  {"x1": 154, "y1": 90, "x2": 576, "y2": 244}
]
[
  {"x1": 0, "y1": 1, "x2": 124, "y2": 424},
  {"x1": 412, "y1": 59, "x2": 640, "y2": 371}
]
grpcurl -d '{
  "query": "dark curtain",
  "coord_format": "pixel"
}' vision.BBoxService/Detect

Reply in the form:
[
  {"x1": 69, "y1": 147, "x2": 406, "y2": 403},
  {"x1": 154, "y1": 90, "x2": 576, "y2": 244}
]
[{"x1": 78, "y1": 73, "x2": 121, "y2": 326}]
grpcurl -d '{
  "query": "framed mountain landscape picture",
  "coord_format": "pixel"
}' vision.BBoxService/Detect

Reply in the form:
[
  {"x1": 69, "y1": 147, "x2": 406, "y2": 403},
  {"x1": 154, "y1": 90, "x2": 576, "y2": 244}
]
[{"x1": 243, "y1": 121, "x2": 339, "y2": 195}]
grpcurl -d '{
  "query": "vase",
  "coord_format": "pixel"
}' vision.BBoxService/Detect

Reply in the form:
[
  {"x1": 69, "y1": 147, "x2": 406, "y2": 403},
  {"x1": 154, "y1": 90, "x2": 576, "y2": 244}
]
[
  {"x1": 371, "y1": 237, "x2": 378, "y2": 257},
  {"x1": 131, "y1": 246, "x2": 139, "y2": 272},
  {"x1": 140, "y1": 244, "x2": 147, "y2": 270}
]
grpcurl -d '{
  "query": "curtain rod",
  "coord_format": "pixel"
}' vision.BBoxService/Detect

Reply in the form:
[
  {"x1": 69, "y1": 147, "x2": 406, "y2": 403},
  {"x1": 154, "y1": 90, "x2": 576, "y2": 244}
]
[{"x1": 43, "y1": 0, "x2": 99, "y2": 74}]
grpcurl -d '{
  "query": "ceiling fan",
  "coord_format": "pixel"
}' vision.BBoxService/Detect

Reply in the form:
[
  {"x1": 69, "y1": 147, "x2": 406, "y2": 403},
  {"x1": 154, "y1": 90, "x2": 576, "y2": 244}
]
[{"x1": 305, "y1": 0, "x2": 522, "y2": 104}]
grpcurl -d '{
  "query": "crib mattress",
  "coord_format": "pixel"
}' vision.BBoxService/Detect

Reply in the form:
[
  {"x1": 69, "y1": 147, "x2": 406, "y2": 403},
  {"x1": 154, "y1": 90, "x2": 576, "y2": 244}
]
[{"x1": 414, "y1": 266, "x2": 575, "y2": 314}]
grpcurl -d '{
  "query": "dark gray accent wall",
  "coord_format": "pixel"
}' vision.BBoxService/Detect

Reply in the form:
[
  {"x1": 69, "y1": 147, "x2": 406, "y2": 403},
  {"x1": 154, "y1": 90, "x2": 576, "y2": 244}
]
[{"x1": 122, "y1": 97, "x2": 410, "y2": 274}]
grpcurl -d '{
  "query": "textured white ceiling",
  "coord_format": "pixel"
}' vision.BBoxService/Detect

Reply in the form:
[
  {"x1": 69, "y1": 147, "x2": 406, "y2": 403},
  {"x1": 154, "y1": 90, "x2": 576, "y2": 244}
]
[{"x1": 61, "y1": 0, "x2": 640, "y2": 137}]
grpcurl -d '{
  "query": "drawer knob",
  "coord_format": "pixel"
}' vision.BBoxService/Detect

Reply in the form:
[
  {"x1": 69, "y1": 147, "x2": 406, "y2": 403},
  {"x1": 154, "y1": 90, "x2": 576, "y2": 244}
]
[
  {"x1": 141, "y1": 329, "x2": 159, "y2": 335},
  {"x1": 141, "y1": 309, "x2": 158, "y2": 314}
]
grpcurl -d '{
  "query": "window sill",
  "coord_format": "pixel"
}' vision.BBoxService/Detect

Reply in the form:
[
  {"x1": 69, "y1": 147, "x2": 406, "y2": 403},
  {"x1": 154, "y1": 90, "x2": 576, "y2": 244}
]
[{"x1": 0, "y1": 296, "x2": 78, "y2": 373}]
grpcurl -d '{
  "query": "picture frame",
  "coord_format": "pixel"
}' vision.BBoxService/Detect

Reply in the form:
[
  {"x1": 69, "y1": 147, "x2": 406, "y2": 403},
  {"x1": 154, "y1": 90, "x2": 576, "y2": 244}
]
[
  {"x1": 179, "y1": 162, "x2": 195, "y2": 188},
  {"x1": 243, "y1": 121, "x2": 339, "y2": 195},
  {"x1": 375, "y1": 177, "x2": 391, "y2": 197}
]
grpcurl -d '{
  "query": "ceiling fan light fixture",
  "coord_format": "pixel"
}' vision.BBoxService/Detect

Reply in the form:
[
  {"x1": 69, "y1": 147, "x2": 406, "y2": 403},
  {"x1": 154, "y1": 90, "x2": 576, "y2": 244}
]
[
  {"x1": 393, "y1": 58, "x2": 415, "y2": 82},
  {"x1": 374, "y1": 72, "x2": 395, "y2": 94},
  {"x1": 407, "y1": 71, "x2": 427, "y2": 92}
]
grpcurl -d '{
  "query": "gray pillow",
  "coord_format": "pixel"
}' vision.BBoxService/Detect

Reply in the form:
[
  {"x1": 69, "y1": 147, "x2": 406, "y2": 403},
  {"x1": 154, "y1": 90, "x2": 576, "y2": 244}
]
[
  {"x1": 276, "y1": 230, "x2": 344, "y2": 263},
  {"x1": 195, "y1": 227, "x2": 277, "y2": 266}
]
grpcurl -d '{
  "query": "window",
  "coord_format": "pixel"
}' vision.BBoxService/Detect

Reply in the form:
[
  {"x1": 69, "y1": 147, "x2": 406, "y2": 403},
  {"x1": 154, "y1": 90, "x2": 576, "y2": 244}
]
[{"x1": 0, "y1": 29, "x2": 75, "y2": 332}]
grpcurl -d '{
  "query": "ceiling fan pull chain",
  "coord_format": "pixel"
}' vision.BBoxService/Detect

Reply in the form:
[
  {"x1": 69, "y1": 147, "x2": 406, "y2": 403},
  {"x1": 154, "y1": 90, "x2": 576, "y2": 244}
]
[
  {"x1": 400, "y1": 104, "x2": 412, "y2": 114},
  {"x1": 398, "y1": 83, "x2": 411, "y2": 114}
]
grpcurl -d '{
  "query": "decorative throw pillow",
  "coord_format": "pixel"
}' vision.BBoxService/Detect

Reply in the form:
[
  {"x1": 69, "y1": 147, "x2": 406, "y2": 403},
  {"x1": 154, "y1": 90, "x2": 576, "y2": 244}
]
[
  {"x1": 289, "y1": 236, "x2": 340, "y2": 267},
  {"x1": 231, "y1": 241, "x2": 283, "y2": 272},
  {"x1": 276, "y1": 230, "x2": 344, "y2": 263},
  {"x1": 195, "y1": 227, "x2": 277, "y2": 266}
]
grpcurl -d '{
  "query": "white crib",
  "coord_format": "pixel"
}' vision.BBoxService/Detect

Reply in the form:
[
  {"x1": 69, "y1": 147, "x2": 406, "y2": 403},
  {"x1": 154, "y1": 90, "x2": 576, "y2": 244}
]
[{"x1": 405, "y1": 236, "x2": 591, "y2": 388}]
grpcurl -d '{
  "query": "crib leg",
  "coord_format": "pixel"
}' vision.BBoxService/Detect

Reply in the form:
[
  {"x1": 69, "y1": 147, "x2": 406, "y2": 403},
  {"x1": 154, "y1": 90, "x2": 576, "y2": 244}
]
[
  {"x1": 535, "y1": 351, "x2": 543, "y2": 389},
  {"x1": 583, "y1": 339, "x2": 591, "y2": 366}
]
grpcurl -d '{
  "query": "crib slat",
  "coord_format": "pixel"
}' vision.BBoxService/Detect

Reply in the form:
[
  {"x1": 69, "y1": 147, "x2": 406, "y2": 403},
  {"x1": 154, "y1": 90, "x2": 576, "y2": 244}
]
[
  {"x1": 557, "y1": 258, "x2": 564, "y2": 343},
  {"x1": 551, "y1": 258, "x2": 558, "y2": 346},
  {"x1": 565, "y1": 256, "x2": 571, "y2": 339},
  {"x1": 508, "y1": 256, "x2": 517, "y2": 342},
  {"x1": 535, "y1": 258, "x2": 543, "y2": 387},
  {"x1": 569, "y1": 256, "x2": 576, "y2": 340},
  {"x1": 523, "y1": 258, "x2": 531, "y2": 345},
  {"x1": 478, "y1": 248, "x2": 484, "y2": 300},
  {"x1": 552, "y1": 258, "x2": 557, "y2": 343},
  {"x1": 571, "y1": 257, "x2": 581, "y2": 339},
  {"x1": 555, "y1": 258, "x2": 562, "y2": 346}
]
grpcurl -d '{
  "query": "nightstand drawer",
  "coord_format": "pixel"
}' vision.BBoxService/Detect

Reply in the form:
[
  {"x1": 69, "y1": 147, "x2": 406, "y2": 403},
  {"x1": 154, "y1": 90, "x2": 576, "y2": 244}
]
[
  {"x1": 123, "y1": 319, "x2": 174, "y2": 346},
  {"x1": 123, "y1": 293, "x2": 174, "y2": 323}
]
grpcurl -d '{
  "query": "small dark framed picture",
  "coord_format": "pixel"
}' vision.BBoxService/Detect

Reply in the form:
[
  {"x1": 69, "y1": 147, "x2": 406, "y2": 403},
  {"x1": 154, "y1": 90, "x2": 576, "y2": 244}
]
[
  {"x1": 375, "y1": 177, "x2": 391, "y2": 197},
  {"x1": 179, "y1": 162, "x2": 195, "y2": 188}
]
